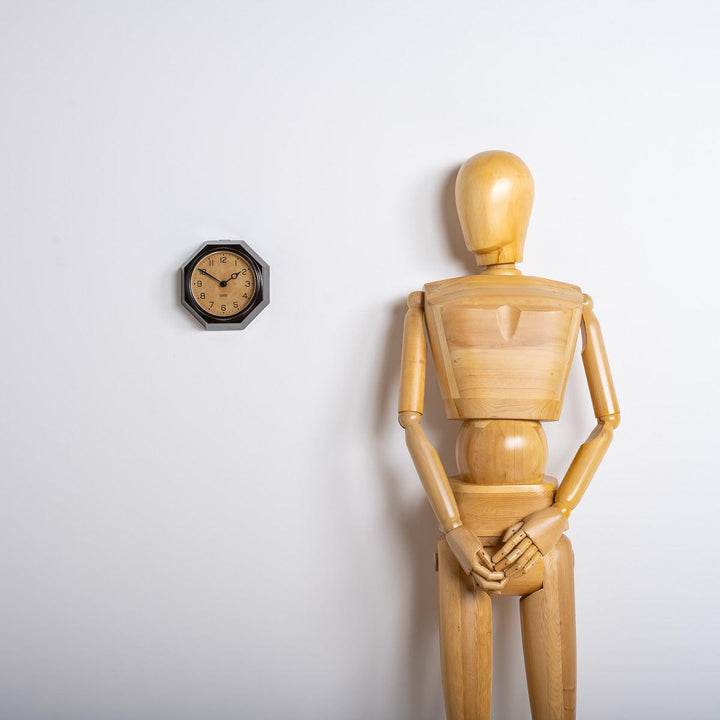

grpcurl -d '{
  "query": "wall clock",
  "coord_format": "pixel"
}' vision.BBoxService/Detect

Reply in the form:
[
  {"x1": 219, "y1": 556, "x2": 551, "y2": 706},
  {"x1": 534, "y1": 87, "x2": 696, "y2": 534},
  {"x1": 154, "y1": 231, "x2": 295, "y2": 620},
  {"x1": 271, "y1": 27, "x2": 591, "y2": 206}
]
[{"x1": 181, "y1": 241, "x2": 269, "y2": 330}]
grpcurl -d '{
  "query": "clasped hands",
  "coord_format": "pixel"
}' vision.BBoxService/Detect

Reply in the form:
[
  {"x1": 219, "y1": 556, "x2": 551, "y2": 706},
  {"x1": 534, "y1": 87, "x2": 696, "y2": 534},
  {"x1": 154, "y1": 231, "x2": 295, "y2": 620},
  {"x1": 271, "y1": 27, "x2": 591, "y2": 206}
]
[{"x1": 445, "y1": 506, "x2": 569, "y2": 593}]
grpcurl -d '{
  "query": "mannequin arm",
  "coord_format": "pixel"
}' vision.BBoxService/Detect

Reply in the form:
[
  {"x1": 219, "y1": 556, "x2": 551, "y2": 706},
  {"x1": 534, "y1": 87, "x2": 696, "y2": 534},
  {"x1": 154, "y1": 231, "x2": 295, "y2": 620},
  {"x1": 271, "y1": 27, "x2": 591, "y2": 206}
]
[
  {"x1": 494, "y1": 294, "x2": 620, "y2": 573},
  {"x1": 398, "y1": 291, "x2": 462, "y2": 535},
  {"x1": 398, "y1": 292, "x2": 502, "y2": 588},
  {"x1": 553, "y1": 293, "x2": 620, "y2": 516}
]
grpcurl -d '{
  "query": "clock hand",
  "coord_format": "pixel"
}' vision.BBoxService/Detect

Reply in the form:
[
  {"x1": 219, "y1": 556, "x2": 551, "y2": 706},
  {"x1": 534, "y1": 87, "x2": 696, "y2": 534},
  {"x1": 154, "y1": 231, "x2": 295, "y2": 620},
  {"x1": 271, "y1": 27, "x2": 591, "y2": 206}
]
[
  {"x1": 227, "y1": 271, "x2": 244, "y2": 281},
  {"x1": 198, "y1": 268, "x2": 223, "y2": 284}
]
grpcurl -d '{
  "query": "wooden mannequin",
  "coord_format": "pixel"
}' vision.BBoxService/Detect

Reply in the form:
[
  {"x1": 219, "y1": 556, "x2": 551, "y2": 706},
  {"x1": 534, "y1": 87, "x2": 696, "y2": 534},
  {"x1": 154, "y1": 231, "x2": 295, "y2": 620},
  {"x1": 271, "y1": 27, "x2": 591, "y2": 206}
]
[{"x1": 398, "y1": 151, "x2": 619, "y2": 720}]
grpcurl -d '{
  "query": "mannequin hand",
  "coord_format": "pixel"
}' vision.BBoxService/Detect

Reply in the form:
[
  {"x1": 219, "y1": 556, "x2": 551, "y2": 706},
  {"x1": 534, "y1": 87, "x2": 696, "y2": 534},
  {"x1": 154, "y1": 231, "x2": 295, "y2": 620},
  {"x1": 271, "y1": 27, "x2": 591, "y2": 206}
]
[
  {"x1": 492, "y1": 506, "x2": 569, "y2": 576},
  {"x1": 446, "y1": 525, "x2": 507, "y2": 592}
]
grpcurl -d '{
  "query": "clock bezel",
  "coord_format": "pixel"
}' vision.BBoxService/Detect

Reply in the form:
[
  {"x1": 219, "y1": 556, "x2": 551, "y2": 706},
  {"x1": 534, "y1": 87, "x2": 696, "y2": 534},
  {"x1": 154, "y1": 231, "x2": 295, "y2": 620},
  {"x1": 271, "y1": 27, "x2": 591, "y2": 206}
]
[{"x1": 181, "y1": 241, "x2": 269, "y2": 330}]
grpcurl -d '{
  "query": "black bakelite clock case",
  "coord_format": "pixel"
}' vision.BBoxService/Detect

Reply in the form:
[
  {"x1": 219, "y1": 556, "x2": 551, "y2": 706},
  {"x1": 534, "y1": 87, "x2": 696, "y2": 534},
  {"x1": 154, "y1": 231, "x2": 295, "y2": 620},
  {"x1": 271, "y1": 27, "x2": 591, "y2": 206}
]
[{"x1": 181, "y1": 241, "x2": 269, "y2": 330}]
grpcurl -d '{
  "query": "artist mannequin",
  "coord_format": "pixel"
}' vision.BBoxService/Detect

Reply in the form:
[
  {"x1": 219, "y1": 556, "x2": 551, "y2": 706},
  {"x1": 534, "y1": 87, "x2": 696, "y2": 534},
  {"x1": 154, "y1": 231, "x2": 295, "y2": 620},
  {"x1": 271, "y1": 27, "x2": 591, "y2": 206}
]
[{"x1": 398, "y1": 151, "x2": 619, "y2": 719}]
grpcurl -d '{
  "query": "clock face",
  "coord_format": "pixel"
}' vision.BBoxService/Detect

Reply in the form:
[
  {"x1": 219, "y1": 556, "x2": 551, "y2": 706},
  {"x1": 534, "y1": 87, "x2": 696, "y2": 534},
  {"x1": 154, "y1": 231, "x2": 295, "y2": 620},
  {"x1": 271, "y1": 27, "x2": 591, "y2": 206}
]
[{"x1": 188, "y1": 250, "x2": 258, "y2": 318}]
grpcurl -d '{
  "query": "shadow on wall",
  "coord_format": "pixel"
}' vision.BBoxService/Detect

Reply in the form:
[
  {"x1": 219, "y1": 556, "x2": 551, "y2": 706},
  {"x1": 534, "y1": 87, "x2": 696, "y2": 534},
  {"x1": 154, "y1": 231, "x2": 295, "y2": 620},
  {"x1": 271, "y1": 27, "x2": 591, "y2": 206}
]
[{"x1": 438, "y1": 165, "x2": 476, "y2": 272}]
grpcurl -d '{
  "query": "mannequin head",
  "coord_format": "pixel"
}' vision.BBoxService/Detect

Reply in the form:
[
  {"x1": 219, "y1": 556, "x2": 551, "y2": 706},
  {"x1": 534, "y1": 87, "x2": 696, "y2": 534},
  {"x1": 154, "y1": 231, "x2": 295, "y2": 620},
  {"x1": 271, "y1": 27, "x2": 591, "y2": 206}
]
[{"x1": 455, "y1": 151, "x2": 535, "y2": 267}]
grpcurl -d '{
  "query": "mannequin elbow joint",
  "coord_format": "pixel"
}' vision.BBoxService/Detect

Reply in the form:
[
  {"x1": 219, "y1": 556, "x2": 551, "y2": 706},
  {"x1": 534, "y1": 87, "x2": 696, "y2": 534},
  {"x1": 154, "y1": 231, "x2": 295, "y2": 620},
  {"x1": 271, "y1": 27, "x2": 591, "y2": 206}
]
[
  {"x1": 602, "y1": 413, "x2": 621, "y2": 429},
  {"x1": 398, "y1": 411, "x2": 422, "y2": 428}
]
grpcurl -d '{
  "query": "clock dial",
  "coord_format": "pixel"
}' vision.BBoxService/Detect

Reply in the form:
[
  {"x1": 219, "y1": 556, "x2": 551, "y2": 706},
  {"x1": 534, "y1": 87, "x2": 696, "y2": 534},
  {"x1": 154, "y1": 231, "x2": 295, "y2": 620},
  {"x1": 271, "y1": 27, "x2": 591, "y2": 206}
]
[{"x1": 189, "y1": 250, "x2": 257, "y2": 318}]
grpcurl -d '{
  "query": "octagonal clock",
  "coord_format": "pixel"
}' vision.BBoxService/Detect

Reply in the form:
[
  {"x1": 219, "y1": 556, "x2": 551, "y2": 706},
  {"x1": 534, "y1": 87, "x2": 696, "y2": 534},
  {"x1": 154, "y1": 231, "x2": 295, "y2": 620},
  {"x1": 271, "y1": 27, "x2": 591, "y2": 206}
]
[{"x1": 181, "y1": 241, "x2": 269, "y2": 330}]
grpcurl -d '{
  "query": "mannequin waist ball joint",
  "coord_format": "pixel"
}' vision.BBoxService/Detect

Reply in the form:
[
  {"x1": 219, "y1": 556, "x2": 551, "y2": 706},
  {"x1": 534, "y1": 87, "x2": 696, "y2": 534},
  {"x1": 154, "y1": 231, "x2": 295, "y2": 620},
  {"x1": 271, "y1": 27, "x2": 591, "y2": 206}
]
[{"x1": 398, "y1": 151, "x2": 619, "y2": 720}]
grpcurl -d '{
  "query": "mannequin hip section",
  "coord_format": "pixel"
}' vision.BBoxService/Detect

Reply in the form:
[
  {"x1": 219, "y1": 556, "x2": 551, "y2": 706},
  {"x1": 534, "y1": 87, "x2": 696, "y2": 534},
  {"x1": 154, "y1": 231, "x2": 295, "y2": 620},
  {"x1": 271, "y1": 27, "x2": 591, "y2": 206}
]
[{"x1": 453, "y1": 419, "x2": 556, "y2": 541}]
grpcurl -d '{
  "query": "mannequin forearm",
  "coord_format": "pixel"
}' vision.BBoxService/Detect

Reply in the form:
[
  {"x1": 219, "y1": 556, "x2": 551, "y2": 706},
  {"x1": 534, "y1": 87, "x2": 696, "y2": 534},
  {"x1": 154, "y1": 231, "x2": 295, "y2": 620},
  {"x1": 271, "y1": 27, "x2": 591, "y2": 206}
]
[
  {"x1": 553, "y1": 414, "x2": 619, "y2": 515},
  {"x1": 400, "y1": 412, "x2": 462, "y2": 533}
]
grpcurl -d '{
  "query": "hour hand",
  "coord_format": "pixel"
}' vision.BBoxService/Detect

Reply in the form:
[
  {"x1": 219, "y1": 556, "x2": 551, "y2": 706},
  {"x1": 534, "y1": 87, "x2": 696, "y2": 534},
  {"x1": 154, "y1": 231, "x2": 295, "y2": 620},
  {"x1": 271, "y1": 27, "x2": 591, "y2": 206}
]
[{"x1": 198, "y1": 269, "x2": 223, "y2": 284}]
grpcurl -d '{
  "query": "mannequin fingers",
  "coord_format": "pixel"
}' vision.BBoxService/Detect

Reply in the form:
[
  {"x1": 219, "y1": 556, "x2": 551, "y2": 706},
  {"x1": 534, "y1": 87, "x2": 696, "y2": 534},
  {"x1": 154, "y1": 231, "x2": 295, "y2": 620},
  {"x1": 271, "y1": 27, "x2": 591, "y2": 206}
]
[
  {"x1": 502, "y1": 522, "x2": 524, "y2": 543},
  {"x1": 477, "y1": 547, "x2": 494, "y2": 570},
  {"x1": 495, "y1": 537, "x2": 533, "y2": 571},
  {"x1": 504, "y1": 546, "x2": 538, "y2": 577},
  {"x1": 471, "y1": 563, "x2": 505, "y2": 582},
  {"x1": 492, "y1": 530, "x2": 527, "y2": 564},
  {"x1": 471, "y1": 573, "x2": 507, "y2": 592},
  {"x1": 513, "y1": 545, "x2": 539, "y2": 574},
  {"x1": 486, "y1": 579, "x2": 509, "y2": 596},
  {"x1": 522, "y1": 552, "x2": 542, "y2": 574}
]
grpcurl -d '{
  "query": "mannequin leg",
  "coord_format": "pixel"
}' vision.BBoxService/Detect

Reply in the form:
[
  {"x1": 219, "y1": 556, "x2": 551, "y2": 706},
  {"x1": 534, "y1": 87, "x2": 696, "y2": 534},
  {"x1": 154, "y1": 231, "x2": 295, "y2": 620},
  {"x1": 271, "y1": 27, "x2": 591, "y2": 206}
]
[
  {"x1": 437, "y1": 537, "x2": 492, "y2": 720},
  {"x1": 519, "y1": 535, "x2": 576, "y2": 720}
]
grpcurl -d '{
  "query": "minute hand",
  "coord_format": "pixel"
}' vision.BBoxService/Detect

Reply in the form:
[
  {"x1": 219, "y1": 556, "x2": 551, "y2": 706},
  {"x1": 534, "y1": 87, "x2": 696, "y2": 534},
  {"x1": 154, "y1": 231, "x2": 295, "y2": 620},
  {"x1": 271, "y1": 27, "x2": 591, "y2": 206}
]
[{"x1": 198, "y1": 269, "x2": 223, "y2": 284}]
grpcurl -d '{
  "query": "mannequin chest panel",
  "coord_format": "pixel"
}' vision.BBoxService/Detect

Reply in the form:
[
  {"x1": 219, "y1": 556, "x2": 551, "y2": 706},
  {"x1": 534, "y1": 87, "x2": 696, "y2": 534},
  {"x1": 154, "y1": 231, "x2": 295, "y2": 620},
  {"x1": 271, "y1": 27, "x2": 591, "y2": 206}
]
[{"x1": 423, "y1": 274, "x2": 583, "y2": 420}]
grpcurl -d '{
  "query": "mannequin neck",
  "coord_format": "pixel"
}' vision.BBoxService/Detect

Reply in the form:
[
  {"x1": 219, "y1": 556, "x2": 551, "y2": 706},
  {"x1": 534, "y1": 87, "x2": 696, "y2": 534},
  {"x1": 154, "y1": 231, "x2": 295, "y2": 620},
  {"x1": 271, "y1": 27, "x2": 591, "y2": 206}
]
[{"x1": 478, "y1": 263, "x2": 522, "y2": 276}]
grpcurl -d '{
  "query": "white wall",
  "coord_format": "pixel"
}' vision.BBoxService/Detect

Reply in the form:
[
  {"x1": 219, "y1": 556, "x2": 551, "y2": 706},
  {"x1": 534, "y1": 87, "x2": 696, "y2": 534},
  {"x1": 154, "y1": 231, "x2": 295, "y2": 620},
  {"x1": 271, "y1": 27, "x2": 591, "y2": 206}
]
[{"x1": 1, "y1": 2, "x2": 718, "y2": 718}]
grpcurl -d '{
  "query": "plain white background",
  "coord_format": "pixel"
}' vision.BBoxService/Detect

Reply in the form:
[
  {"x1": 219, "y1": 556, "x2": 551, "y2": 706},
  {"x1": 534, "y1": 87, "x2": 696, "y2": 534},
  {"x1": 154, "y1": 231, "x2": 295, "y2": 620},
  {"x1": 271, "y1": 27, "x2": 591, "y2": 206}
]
[{"x1": 1, "y1": 1, "x2": 718, "y2": 718}]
